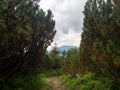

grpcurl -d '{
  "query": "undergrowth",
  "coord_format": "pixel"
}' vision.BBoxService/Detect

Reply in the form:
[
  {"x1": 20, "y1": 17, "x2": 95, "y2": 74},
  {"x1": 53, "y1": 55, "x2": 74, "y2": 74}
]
[
  {"x1": 42, "y1": 69, "x2": 64, "y2": 77},
  {"x1": 60, "y1": 73, "x2": 120, "y2": 90},
  {"x1": 0, "y1": 74, "x2": 51, "y2": 90},
  {"x1": 0, "y1": 69, "x2": 63, "y2": 90}
]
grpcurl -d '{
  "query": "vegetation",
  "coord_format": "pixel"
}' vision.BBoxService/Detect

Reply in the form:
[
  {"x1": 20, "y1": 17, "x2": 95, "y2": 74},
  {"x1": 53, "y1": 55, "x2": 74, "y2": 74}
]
[
  {"x1": 0, "y1": 74, "x2": 51, "y2": 90},
  {"x1": 62, "y1": 48, "x2": 81, "y2": 76},
  {"x1": 41, "y1": 69, "x2": 63, "y2": 77},
  {"x1": 61, "y1": 73, "x2": 120, "y2": 90},
  {"x1": 0, "y1": 0, "x2": 56, "y2": 80},
  {"x1": 47, "y1": 46, "x2": 62, "y2": 69},
  {"x1": 0, "y1": 0, "x2": 120, "y2": 90},
  {"x1": 80, "y1": 0, "x2": 120, "y2": 82},
  {"x1": 60, "y1": 0, "x2": 120, "y2": 89}
]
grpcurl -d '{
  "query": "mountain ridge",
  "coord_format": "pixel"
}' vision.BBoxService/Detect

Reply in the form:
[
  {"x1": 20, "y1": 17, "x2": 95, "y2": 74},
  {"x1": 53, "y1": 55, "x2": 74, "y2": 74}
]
[{"x1": 58, "y1": 45, "x2": 78, "y2": 51}]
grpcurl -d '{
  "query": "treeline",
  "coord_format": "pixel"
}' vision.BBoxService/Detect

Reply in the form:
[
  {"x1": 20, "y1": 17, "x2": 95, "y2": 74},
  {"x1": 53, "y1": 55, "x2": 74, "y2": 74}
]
[{"x1": 0, "y1": 0, "x2": 56, "y2": 81}]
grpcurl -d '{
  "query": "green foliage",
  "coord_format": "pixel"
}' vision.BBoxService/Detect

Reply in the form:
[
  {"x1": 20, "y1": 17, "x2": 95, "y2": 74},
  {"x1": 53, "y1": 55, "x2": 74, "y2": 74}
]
[
  {"x1": 80, "y1": 0, "x2": 120, "y2": 82},
  {"x1": 61, "y1": 73, "x2": 118, "y2": 90},
  {"x1": 46, "y1": 47, "x2": 62, "y2": 69},
  {"x1": 62, "y1": 48, "x2": 82, "y2": 76},
  {"x1": 0, "y1": 74, "x2": 51, "y2": 90},
  {"x1": 0, "y1": 0, "x2": 56, "y2": 79},
  {"x1": 42, "y1": 69, "x2": 64, "y2": 77}
]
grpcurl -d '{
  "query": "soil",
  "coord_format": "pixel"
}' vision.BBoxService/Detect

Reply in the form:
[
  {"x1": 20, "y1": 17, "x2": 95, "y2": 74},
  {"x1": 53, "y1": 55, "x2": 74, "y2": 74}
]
[{"x1": 46, "y1": 76, "x2": 66, "y2": 90}]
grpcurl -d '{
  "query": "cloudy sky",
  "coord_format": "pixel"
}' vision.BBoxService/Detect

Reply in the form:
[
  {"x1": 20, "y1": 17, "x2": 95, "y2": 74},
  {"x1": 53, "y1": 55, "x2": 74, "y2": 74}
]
[{"x1": 39, "y1": 0, "x2": 87, "y2": 50}]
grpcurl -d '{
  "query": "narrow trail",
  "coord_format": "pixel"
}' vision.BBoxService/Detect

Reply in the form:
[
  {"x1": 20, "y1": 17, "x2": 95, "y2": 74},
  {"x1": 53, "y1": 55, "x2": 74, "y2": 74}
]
[{"x1": 46, "y1": 76, "x2": 66, "y2": 90}]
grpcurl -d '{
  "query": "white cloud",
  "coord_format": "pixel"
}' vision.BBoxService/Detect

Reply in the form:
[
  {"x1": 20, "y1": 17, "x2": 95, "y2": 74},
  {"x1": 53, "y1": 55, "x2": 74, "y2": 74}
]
[
  {"x1": 47, "y1": 30, "x2": 82, "y2": 51},
  {"x1": 56, "y1": 30, "x2": 82, "y2": 47},
  {"x1": 39, "y1": 0, "x2": 87, "y2": 50}
]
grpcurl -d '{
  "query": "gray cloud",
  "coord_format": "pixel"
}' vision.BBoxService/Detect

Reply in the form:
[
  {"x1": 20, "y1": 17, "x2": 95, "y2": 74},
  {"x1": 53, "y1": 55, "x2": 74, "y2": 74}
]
[
  {"x1": 49, "y1": 0, "x2": 86, "y2": 34},
  {"x1": 40, "y1": 0, "x2": 87, "y2": 48}
]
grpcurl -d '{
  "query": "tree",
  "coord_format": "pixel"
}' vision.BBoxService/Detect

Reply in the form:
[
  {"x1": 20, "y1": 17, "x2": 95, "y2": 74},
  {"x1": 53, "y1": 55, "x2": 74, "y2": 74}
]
[
  {"x1": 80, "y1": 0, "x2": 120, "y2": 82},
  {"x1": 47, "y1": 44, "x2": 61, "y2": 69},
  {"x1": 0, "y1": 0, "x2": 56, "y2": 81},
  {"x1": 62, "y1": 48, "x2": 81, "y2": 76},
  {"x1": 21, "y1": 9, "x2": 56, "y2": 73},
  {"x1": 0, "y1": 0, "x2": 30, "y2": 80}
]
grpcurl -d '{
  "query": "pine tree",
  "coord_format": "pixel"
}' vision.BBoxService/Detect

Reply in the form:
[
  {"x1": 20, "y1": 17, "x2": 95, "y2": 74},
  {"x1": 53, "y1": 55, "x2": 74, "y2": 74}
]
[
  {"x1": 80, "y1": 0, "x2": 120, "y2": 82},
  {"x1": 62, "y1": 48, "x2": 81, "y2": 76},
  {"x1": 0, "y1": 0, "x2": 56, "y2": 80}
]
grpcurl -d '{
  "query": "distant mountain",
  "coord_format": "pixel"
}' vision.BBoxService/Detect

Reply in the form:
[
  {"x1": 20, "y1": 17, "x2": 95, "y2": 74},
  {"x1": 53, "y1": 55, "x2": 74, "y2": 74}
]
[{"x1": 58, "y1": 45, "x2": 78, "y2": 51}]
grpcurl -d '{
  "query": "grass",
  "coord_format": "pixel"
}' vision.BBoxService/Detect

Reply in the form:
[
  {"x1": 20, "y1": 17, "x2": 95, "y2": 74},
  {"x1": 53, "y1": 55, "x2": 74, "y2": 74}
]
[
  {"x1": 1, "y1": 70, "x2": 120, "y2": 90},
  {"x1": 0, "y1": 69, "x2": 63, "y2": 90},
  {"x1": 60, "y1": 73, "x2": 120, "y2": 90},
  {"x1": 0, "y1": 74, "x2": 51, "y2": 90}
]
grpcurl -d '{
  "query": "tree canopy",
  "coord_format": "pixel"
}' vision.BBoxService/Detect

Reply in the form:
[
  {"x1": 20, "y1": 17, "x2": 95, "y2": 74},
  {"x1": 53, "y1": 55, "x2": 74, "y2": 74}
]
[
  {"x1": 80, "y1": 0, "x2": 120, "y2": 83},
  {"x1": 0, "y1": 0, "x2": 56, "y2": 81}
]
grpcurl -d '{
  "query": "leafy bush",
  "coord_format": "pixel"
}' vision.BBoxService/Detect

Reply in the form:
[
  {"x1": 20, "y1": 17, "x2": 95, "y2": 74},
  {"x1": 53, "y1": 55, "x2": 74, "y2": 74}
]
[
  {"x1": 61, "y1": 73, "x2": 119, "y2": 90},
  {"x1": 42, "y1": 69, "x2": 64, "y2": 77},
  {"x1": 0, "y1": 74, "x2": 51, "y2": 90}
]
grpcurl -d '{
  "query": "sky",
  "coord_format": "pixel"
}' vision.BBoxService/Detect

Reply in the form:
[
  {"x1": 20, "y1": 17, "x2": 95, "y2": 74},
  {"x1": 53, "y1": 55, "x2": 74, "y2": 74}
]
[{"x1": 39, "y1": 0, "x2": 87, "y2": 50}]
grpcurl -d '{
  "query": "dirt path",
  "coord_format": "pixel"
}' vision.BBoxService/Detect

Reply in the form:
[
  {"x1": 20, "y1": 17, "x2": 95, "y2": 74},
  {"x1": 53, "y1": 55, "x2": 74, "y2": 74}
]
[{"x1": 46, "y1": 76, "x2": 66, "y2": 90}]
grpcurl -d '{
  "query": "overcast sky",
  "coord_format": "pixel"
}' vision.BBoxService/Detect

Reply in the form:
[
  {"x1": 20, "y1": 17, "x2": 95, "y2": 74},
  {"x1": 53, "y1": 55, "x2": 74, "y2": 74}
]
[{"x1": 39, "y1": 0, "x2": 87, "y2": 50}]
